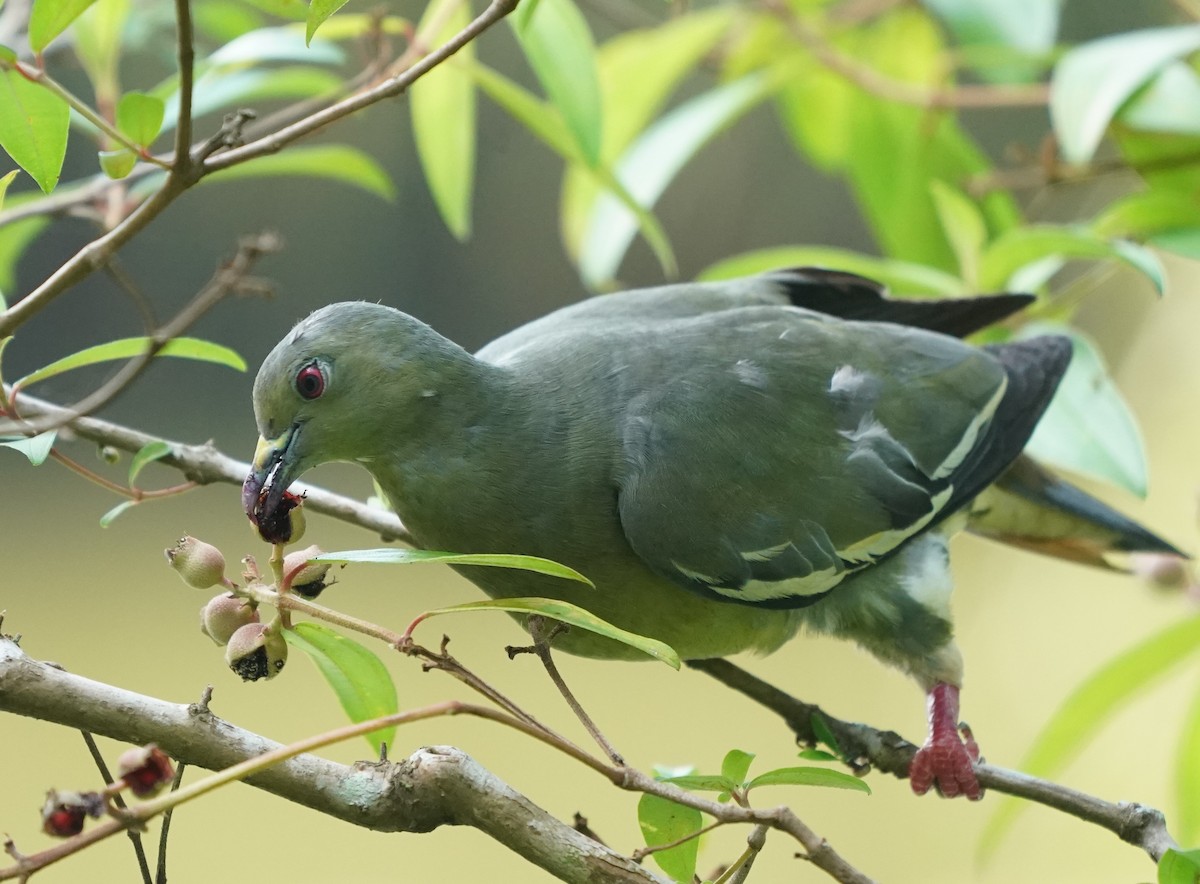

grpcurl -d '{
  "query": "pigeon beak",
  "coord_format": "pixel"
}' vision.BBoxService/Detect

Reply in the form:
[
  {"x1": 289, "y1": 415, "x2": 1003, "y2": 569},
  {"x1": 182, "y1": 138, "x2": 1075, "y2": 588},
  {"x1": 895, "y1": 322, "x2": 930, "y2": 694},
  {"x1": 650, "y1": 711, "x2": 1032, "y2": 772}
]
[{"x1": 242, "y1": 424, "x2": 298, "y2": 533}]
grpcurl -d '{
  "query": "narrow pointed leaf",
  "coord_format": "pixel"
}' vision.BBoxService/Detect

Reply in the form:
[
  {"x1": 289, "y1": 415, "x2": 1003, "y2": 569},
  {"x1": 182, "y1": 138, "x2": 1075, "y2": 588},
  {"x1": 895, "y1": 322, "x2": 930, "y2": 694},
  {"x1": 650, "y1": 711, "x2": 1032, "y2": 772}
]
[
  {"x1": 512, "y1": 0, "x2": 602, "y2": 164},
  {"x1": 1159, "y1": 848, "x2": 1200, "y2": 884},
  {"x1": 810, "y1": 711, "x2": 845, "y2": 759},
  {"x1": 411, "y1": 0, "x2": 475, "y2": 240},
  {"x1": 204, "y1": 144, "x2": 394, "y2": 201},
  {"x1": 1175, "y1": 677, "x2": 1200, "y2": 843},
  {"x1": 981, "y1": 614, "x2": 1200, "y2": 859},
  {"x1": 930, "y1": 179, "x2": 986, "y2": 286},
  {"x1": 638, "y1": 793, "x2": 701, "y2": 883},
  {"x1": 0, "y1": 170, "x2": 18, "y2": 213},
  {"x1": 307, "y1": 1, "x2": 352, "y2": 45},
  {"x1": 1052, "y1": 25, "x2": 1200, "y2": 163},
  {"x1": 411, "y1": 597, "x2": 680, "y2": 668},
  {"x1": 746, "y1": 766, "x2": 871, "y2": 794},
  {"x1": 658, "y1": 774, "x2": 740, "y2": 792},
  {"x1": 99, "y1": 499, "x2": 138, "y2": 527},
  {"x1": 560, "y1": 7, "x2": 736, "y2": 260},
  {"x1": 1023, "y1": 326, "x2": 1148, "y2": 496},
  {"x1": 720, "y1": 749, "x2": 755, "y2": 786},
  {"x1": 284, "y1": 622, "x2": 398, "y2": 753},
  {"x1": 699, "y1": 246, "x2": 965, "y2": 296},
  {"x1": 314, "y1": 548, "x2": 593, "y2": 586},
  {"x1": 30, "y1": 0, "x2": 99, "y2": 52},
  {"x1": 128, "y1": 440, "x2": 172, "y2": 485},
  {"x1": 16, "y1": 336, "x2": 246, "y2": 389},
  {"x1": 99, "y1": 148, "x2": 137, "y2": 179},
  {"x1": 73, "y1": 0, "x2": 131, "y2": 102},
  {"x1": 0, "y1": 69, "x2": 69, "y2": 193},
  {"x1": 581, "y1": 74, "x2": 771, "y2": 288},
  {"x1": 0, "y1": 429, "x2": 57, "y2": 465},
  {"x1": 469, "y1": 62, "x2": 675, "y2": 276},
  {"x1": 115, "y1": 92, "x2": 164, "y2": 146},
  {"x1": 980, "y1": 225, "x2": 1166, "y2": 294},
  {"x1": 211, "y1": 25, "x2": 345, "y2": 65}
]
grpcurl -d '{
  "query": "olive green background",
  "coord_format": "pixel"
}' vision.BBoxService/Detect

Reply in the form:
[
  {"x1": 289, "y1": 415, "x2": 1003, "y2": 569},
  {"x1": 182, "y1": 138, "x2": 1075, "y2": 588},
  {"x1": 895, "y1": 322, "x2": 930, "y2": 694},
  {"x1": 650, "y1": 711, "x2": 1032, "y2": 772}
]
[{"x1": 4, "y1": 1, "x2": 1200, "y2": 880}]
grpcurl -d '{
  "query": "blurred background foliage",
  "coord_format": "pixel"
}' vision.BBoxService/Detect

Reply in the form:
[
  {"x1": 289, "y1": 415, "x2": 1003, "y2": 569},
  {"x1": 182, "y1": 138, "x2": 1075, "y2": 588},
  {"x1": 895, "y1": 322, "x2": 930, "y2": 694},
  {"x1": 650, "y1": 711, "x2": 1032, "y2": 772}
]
[{"x1": 3, "y1": 0, "x2": 1200, "y2": 880}]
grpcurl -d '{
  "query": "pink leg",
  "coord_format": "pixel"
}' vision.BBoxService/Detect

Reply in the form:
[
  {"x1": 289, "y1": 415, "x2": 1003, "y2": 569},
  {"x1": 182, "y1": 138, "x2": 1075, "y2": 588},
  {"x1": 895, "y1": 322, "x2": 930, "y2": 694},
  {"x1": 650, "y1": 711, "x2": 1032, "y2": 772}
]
[{"x1": 908, "y1": 682, "x2": 983, "y2": 800}]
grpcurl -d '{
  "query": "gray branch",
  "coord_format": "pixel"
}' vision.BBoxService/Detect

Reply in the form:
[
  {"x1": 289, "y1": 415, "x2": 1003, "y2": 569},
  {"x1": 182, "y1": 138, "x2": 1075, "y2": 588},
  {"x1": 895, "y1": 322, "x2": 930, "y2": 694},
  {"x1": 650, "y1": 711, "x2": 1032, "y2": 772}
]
[{"x1": 0, "y1": 637, "x2": 664, "y2": 884}]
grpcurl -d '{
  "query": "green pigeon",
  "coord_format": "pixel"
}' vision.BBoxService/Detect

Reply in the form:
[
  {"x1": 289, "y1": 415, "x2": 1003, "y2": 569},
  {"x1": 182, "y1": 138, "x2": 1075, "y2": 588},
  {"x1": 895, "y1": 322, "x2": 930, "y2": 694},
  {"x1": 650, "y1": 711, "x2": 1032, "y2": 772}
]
[{"x1": 243, "y1": 268, "x2": 1180, "y2": 800}]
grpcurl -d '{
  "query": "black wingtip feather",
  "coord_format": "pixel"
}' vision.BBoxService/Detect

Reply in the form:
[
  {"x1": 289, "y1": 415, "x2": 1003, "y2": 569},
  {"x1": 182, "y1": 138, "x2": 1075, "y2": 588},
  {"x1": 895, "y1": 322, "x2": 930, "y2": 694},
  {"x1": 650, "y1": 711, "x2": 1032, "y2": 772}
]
[
  {"x1": 766, "y1": 266, "x2": 1035, "y2": 338},
  {"x1": 938, "y1": 335, "x2": 1074, "y2": 519}
]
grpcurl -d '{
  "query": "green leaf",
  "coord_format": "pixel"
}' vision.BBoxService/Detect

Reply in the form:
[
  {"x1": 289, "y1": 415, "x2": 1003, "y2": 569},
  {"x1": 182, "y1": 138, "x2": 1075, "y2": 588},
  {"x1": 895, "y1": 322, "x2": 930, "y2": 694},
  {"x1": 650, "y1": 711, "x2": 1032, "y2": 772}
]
[
  {"x1": 1152, "y1": 228, "x2": 1200, "y2": 260},
  {"x1": 580, "y1": 74, "x2": 771, "y2": 289},
  {"x1": 1159, "y1": 848, "x2": 1200, "y2": 884},
  {"x1": 658, "y1": 774, "x2": 739, "y2": 792},
  {"x1": 979, "y1": 225, "x2": 1166, "y2": 294},
  {"x1": 99, "y1": 499, "x2": 137, "y2": 527},
  {"x1": 746, "y1": 766, "x2": 872, "y2": 795},
  {"x1": 1176, "y1": 678, "x2": 1200, "y2": 844},
  {"x1": 698, "y1": 246, "x2": 965, "y2": 296},
  {"x1": 72, "y1": 0, "x2": 131, "y2": 104},
  {"x1": 314, "y1": 548, "x2": 593, "y2": 586},
  {"x1": 810, "y1": 711, "x2": 845, "y2": 759},
  {"x1": 1123, "y1": 62, "x2": 1200, "y2": 136},
  {"x1": 1093, "y1": 190, "x2": 1200, "y2": 240},
  {"x1": 1022, "y1": 325, "x2": 1148, "y2": 496},
  {"x1": 98, "y1": 148, "x2": 136, "y2": 179},
  {"x1": 161, "y1": 67, "x2": 342, "y2": 132},
  {"x1": 720, "y1": 749, "x2": 755, "y2": 787},
  {"x1": 0, "y1": 169, "x2": 18, "y2": 212},
  {"x1": 797, "y1": 748, "x2": 839, "y2": 762},
  {"x1": 0, "y1": 429, "x2": 56, "y2": 465},
  {"x1": 560, "y1": 7, "x2": 736, "y2": 260},
  {"x1": 1051, "y1": 25, "x2": 1200, "y2": 163},
  {"x1": 16, "y1": 336, "x2": 246, "y2": 389},
  {"x1": 115, "y1": 92, "x2": 164, "y2": 147},
  {"x1": 0, "y1": 69, "x2": 69, "y2": 194},
  {"x1": 921, "y1": 0, "x2": 1058, "y2": 82},
  {"x1": 411, "y1": 0, "x2": 475, "y2": 240},
  {"x1": 929, "y1": 179, "x2": 987, "y2": 286},
  {"x1": 637, "y1": 793, "x2": 701, "y2": 883},
  {"x1": 512, "y1": 0, "x2": 602, "y2": 165},
  {"x1": 210, "y1": 25, "x2": 344, "y2": 65},
  {"x1": 305, "y1": 0, "x2": 351, "y2": 45},
  {"x1": 284, "y1": 622, "x2": 398, "y2": 753},
  {"x1": 410, "y1": 597, "x2": 681, "y2": 668},
  {"x1": 468, "y1": 62, "x2": 676, "y2": 277},
  {"x1": 203, "y1": 144, "x2": 394, "y2": 201},
  {"x1": 287, "y1": 13, "x2": 410, "y2": 42},
  {"x1": 128, "y1": 440, "x2": 172, "y2": 485},
  {"x1": 982, "y1": 614, "x2": 1200, "y2": 859},
  {"x1": 30, "y1": 0, "x2": 100, "y2": 52},
  {"x1": 0, "y1": 217, "x2": 49, "y2": 293}
]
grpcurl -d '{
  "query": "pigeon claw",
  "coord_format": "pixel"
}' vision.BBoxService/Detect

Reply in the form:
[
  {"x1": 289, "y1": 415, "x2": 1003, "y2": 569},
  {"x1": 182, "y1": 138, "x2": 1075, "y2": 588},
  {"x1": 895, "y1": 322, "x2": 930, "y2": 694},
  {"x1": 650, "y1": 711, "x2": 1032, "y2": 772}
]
[{"x1": 909, "y1": 724, "x2": 982, "y2": 800}]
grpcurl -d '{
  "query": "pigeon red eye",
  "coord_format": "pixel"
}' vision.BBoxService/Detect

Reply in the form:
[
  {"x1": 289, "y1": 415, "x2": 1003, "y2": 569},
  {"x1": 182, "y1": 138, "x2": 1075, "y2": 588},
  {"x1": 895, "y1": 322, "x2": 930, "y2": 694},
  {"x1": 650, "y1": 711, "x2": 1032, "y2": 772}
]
[{"x1": 295, "y1": 363, "x2": 325, "y2": 400}]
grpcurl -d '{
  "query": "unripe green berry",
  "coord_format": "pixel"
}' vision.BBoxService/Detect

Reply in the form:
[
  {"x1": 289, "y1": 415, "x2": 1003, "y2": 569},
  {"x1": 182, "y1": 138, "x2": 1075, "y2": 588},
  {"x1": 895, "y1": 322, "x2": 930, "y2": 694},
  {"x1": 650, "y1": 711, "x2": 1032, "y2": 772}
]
[
  {"x1": 200, "y1": 593, "x2": 260, "y2": 645},
  {"x1": 165, "y1": 536, "x2": 228, "y2": 589},
  {"x1": 283, "y1": 545, "x2": 334, "y2": 599},
  {"x1": 225, "y1": 623, "x2": 287, "y2": 681}
]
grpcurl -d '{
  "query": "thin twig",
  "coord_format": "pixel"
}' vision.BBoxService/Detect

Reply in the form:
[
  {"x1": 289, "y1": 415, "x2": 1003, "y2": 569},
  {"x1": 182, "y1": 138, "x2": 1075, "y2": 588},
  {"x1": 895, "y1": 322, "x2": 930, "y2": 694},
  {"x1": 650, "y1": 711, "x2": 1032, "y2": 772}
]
[
  {"x1": 632, "y1": 819, "x2": 726, "y2": 862},
  {"x1": 79, "y1": 731, "x2": 151, "y2": 884},
  {"x1": 0, "y1": 232, "x2": 282, "y2": 436},
  {"x1": 154, "y1": 762, "x2": 186, "y2": 884},
  {"x1": 686, "y1": 658, "x2": 1178, "y2": 862},
  {"x1": 2, "y1": 391, "x2": 412, "y2": 542},
  {"x1": 765, "y1": 0, "x2": 1049, "y2": 109},
  {"x1": 510, "y1": 617, "x2": 625, "y2": 765},
  {"x1": 724, "y1": 824, "x2": 768, "y2": 884},
  {"x1": 173, "y1": 0, "x2": 195, "y2": 172}
]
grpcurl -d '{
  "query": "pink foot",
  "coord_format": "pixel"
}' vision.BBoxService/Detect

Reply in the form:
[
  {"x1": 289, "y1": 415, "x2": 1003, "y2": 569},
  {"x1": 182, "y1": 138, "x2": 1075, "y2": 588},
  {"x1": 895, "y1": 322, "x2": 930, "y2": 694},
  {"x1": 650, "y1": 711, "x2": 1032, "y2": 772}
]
[{"x1": 908, "y1": 683, "x2": 983, "y2": 800}]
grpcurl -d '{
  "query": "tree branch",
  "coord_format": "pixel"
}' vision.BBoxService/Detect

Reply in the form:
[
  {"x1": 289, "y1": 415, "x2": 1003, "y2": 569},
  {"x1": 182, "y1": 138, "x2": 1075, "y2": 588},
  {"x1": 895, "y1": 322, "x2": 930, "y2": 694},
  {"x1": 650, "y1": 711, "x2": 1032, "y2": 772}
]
[
  {"x1": 686, "y1": 658, "x2": 1177, "y2": 862},
  {"x1": 0, "y1": 637, "x2": 666, "y2": 884},
  {"x1": 8, "y1": 391, "x2": 412, "y2": 543}
]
